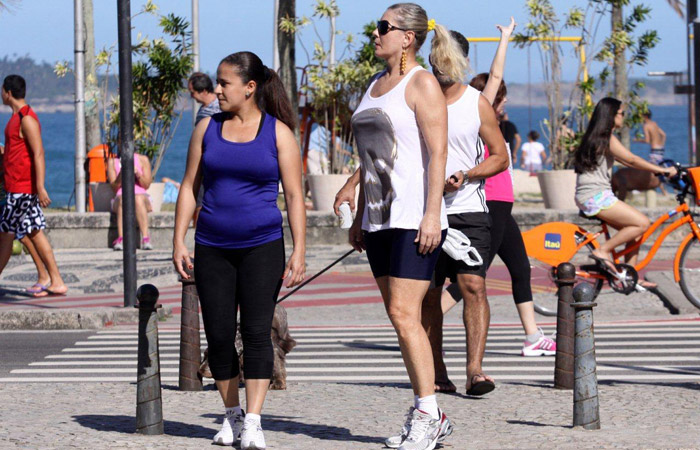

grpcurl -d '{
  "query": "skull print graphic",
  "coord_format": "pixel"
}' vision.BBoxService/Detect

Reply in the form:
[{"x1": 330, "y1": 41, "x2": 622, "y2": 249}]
[{"x1": 351, "y1": 108, "x2": 398, "y2": 227}]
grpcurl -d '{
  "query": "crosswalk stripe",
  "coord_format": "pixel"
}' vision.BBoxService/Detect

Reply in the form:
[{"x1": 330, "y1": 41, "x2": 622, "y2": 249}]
[{"x1": 5, "y1": 321, "x2": 700, "y2": 384}]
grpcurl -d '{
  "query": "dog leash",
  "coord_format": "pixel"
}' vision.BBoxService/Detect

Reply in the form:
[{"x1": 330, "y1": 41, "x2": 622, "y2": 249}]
[{"x1": 276, "y1": 248, "x2": 356, "y2": 304}]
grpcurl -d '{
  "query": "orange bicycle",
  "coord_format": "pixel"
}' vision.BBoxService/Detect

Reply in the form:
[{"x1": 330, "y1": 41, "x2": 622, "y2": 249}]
[{"x1": 522, "y1": 163, "x2": 700, "y2": 316}]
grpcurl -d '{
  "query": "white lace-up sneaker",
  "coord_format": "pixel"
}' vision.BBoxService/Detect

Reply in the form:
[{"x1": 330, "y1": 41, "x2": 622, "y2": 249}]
[
  {"x1": 385, "y1": 406, "x2": 415, "y2": 448},
  {"x1": 398, "y1": 408, "x2": 442, "y2": 450},
  {"x1": 213, "y1": 410, "x2": 244, "y2": 446},
  {"x1": 522, "y1": 328, "x2": 557, "y2": 356},
  {"x1": 240, "y1": 417, "x2": 266, "y2": 449},
  {"x1": 436, "y1": 409, "x2": 453, "y2": 443}
]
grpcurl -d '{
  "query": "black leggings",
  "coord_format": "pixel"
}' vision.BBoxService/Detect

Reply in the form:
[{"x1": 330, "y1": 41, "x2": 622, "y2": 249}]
[
  {"x1": 194, "y1": 238, "x2": 285, "y2": 380},
  {"x1": 486, "y1": 201, "x2": 533, "y2": 304}
]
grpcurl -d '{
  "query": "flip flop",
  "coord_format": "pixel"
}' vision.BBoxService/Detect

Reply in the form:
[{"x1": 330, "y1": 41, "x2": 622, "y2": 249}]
[
  {"x1": 434, "y1": 380, "x2": 457, "y2": 393},
  {"x1": 466, "y1": 374, "x2": 495, "y2": 396},
  {"x1": 588, "y1": 254, "x2": 618, "y2": 274},
  {"x1": 31, "y1": 288, "x2": 68, "y2": 298},
  {"x1": 26, "y1": 283, "x2": 48, "y2": 295}
]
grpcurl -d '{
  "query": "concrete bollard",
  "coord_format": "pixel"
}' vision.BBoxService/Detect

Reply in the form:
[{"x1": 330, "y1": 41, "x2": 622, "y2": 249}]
[
  {"x1": 179, "y1": 266, "x2": 203, "y2": 391},
  {"x1": 135, "y1": 284, "x2": 164, "y2": 435},
  {"x1": 571, "y1": 282, "x2": 601, "y2": 430},
  {"x1": 554, "y1": 262, "x2": 576, "y2": 390}
]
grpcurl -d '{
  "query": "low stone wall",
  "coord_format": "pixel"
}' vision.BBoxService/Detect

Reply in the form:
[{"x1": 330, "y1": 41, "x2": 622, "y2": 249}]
[{"x1": 42, "y1": 206, "x2": 693, "y2": 249}]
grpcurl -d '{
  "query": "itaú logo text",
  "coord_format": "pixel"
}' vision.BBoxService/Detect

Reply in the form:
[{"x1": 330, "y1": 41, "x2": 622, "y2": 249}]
[{"x1": 544, "y1": 233, "x2": 562, "y2": 250}]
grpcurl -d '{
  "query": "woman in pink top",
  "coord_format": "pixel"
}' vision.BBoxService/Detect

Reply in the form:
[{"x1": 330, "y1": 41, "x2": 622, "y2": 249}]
[{"x1": 107, "y1": 152, "x2": 153, "y2": 250}]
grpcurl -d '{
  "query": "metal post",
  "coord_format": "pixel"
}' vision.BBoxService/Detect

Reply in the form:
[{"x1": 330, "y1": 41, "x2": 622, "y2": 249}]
[
  {"x1": 117, "y1": 0, "x2": 137, "y2": 307},
  {"x1": 571, "y1": 282, "x2": 600, "y2": 430},
  {"x1": 135, "y1": 284, "x2": 164, "y2": 435},
  {"x1": 554, "y1": 262, "x2": 576, "y2": 390},
  {"x1": 191, "y1": 0, "x2": 199, "y2": 125},
  {"x1": 693, "y1": 14, "x2": 700, "y2": 166},
  {"x1": 179, "y1": 266, "x2": 202, "y2": 391},
  {"x1": 273, "y1": 0, "x2": 280, "y2": 71},
  {"x1": 687, "y1": 2, "x2": 695, "y2": 165},
  {"x1": 74, "y1": 0, "x2": 86, "y2": 213}
]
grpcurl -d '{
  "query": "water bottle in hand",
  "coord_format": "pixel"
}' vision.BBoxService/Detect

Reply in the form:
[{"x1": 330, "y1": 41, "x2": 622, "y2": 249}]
[{"x1": 339, "y1": 202, "x2": 353, "y2": 229}]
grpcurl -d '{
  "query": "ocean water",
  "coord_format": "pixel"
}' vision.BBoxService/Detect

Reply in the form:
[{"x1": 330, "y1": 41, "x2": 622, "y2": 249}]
[{"x1": 0, "y1": 105, "x2": 693, "y2": 207}]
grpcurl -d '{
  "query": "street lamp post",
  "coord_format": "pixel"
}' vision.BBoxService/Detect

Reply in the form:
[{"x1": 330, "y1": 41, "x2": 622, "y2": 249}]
[
  {"x1": 117, "y1": 0, "x2": 137, "y2": 307},
  {"x1": 74, "y1": 0, "x2": 86, "y2": 213}
]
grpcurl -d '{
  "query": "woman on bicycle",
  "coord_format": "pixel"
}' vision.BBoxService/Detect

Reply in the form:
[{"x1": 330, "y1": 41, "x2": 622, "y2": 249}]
[{"x1": 574, "y1": 97, "x2": 677, "y2": 287}]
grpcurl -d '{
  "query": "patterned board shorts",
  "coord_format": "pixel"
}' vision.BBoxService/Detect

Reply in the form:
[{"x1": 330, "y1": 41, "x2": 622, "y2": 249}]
[
  {"x1": 0, "y1": 193, "x2": 46, "y2": 239},
  {"x1": 576, "y1": 189, "x2": 618, "y2": 217}
]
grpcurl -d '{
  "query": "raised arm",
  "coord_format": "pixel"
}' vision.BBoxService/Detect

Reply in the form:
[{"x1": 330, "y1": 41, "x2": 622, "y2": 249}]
[
  {"x1": 21, "y1": 116, "x2": 50, "y2": 207},
  {"x1": 482, "y1": 17, "x2": 516, "y2": 105},
  {"x1": 410, "y1": 70, "x2": 448, "y2": 254},
  {"x1": 277, "y1": 120, "x2": 307, "y2": 288}
]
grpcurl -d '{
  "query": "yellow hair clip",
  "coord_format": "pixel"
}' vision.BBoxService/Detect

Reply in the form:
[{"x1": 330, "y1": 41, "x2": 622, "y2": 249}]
[{"x1": 427, "y1": 18, "x2": 436, "y2": 32}]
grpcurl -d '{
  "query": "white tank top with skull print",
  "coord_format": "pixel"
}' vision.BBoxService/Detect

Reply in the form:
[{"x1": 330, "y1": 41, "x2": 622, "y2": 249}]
[{"x1": 351, "y1": 66, "x2": 448, "y2": 233}]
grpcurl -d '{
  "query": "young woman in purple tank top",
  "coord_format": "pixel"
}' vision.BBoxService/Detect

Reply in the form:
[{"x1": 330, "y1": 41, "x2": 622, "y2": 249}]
[{"x1": 173, "y1": 51, "x2": 306, "y2": 449}]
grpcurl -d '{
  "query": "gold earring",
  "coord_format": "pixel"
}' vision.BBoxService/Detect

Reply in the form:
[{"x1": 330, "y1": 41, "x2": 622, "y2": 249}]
[{"x1": 400, "y1": 49, "x2": 407, "y2": 75}]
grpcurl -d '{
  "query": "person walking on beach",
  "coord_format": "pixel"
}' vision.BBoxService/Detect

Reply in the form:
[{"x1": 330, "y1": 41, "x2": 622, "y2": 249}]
[
  {"x1": 0, "y1": 75, "x2": 67, "y2": 296},
  {"x1": 520, "y1": 130, "x2": 548, "y2": 173},
  {"x1": 420, "y1": 24, "x2": 510, "y2": 398},
  {"x1": 173, "y1": 51, "x2": 305, "y2": 449},
  {"x1": 347, "y1": 4, "x2": 465, "y2": 449}
]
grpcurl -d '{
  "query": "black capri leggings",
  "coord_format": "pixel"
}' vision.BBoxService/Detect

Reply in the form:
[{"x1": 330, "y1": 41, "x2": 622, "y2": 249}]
[
  {"x1": 194, "y1": 238, "x2": 285, "y2": 381},
  {"x1": 486, "y1": 200, "x2": 533, "y2": 304}
]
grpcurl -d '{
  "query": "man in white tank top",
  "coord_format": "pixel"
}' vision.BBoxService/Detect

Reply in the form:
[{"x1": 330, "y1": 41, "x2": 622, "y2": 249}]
[{"x1": 423, "y1": 30, "x2": 509, "y2": 396}]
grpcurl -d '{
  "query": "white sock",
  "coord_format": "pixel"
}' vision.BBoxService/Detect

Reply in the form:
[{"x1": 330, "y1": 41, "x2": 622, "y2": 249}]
[
  {"x1": 414, "y1": 395, "x2": 420, "y2": 408},
  {"x1": 416, "y1": 395, "x2": 439, "y2": 420},
  {"x1": 246, "y1": 413, "x2": 261, "y2": 425},
  {"x1": 225, "y1": 406, "x2": 242, "y2": 417}
]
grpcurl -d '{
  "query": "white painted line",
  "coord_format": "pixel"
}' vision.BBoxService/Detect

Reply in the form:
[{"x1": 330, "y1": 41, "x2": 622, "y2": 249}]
[
  {"x1": 291, "y1": 340, "x2": 700, "y2": 349},
  {"x1": 30, "y1": 361, "x2": 182, "y2": 366},
  {"x1": 12, "y1": 365, "x2": 700, "y2": 375},
  {"x1": 286, "y1": 356, "x2": 700, "y2": 364},
  {"x1": 46, "y1": 353, "x2": 183, "y2": 359},
  {"x1": 62, "y1": 347, "x2": 179, "y2": 352},
  {"x1": 76, "y1": 334, "x2": 700, "y2": 346},
  {"x1": 0, "y1": 374, "x2": 698, "y2": 383},
  {"x1": 11, "y1": 368, "x2": 180, "y2": 374}
]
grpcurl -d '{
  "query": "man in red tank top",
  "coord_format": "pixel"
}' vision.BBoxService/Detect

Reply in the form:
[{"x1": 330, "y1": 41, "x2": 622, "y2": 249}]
[{"x1": 0, "y1": 75, "x2": 67, "y2": 296}]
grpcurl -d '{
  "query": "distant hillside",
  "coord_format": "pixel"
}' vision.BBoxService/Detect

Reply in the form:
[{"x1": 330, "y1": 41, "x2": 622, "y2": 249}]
[{"x1": 0, "y1": 55, "x2": 688, "y2": 111}]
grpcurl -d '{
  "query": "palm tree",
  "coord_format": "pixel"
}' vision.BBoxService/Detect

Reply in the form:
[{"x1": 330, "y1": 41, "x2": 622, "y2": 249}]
[
  {"x1": 612, "y1": 0, "x2": 684, "y2": 147},
  {"x1": 277, "y1": 0, "x2": 298, "y2": 139}
]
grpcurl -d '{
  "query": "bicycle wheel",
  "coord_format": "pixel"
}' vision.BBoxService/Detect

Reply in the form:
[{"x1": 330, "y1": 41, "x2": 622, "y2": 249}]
[
  {"x1": 679, "y1": 236, "x2": 700, "y2": 310},
  {"x1": 530, "y1": 231, "x2": 604, "y2": 317}
]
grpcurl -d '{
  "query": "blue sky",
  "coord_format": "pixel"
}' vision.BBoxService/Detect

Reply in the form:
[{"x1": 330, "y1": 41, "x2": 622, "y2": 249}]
[{"x1": 0, "y1": 0, "x2": 689, "y2": 83}]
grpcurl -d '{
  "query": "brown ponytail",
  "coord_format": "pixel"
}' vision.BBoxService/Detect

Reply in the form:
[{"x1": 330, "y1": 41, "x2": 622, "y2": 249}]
[{"x1": 219, "y1": 51, "x2": 297, "y2": 131}]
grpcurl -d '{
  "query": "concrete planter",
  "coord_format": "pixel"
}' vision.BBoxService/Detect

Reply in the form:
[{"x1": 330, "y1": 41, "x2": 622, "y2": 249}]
[
  {"x1": 146, "y1": 182, "x2": 165, "y2": 213},
  {"x1": 536, "y1": 169, "x2": 577, "y2": 210},
  {"x1": 308, "y1": 174, "x2": 349, "y2": 211}
]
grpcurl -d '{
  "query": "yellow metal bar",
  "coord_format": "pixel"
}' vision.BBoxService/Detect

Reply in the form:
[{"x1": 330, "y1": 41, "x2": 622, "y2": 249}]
[{"x1": 467, "y1": 36, "x2": 582, "y2": 43}]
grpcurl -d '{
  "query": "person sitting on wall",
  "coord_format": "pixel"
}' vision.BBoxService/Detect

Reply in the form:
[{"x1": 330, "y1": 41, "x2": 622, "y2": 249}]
[{"x1": 106, "y1": 151, "x2": 153, "y2": 250}]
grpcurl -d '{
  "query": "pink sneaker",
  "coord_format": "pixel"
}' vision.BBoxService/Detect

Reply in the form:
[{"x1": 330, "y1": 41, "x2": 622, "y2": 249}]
[
  {"x1": 141, "y1": 236, "x2": 153, "y2": 250},
  {"x1": 521, "y1": 329, "x2": 556, "y2": 356},
  {"x1": 112, "y1": 237, "x2": 123, "y2": 251}
]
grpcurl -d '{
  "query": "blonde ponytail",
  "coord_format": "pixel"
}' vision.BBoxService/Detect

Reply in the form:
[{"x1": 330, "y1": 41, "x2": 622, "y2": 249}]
[{"x1": 430, "y1": 23, "x2": 469, "y2": 84}]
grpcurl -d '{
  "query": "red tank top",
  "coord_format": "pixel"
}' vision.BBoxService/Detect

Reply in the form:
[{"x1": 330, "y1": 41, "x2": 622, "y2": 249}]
[{"x1": 3, "y1": 105, "x2": 38, "y2": 194}]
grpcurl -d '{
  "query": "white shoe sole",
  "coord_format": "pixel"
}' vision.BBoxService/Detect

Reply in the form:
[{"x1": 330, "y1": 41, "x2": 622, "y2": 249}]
[
  {"x1": 212, "y1": 436, "x2": 233, "y2": 446},
  {"x1": 241, "y1": 444, "x2": 265, "y2": 450},
  {"x1": 522, "y1": 349, "x2": 556, "y2": 356}
]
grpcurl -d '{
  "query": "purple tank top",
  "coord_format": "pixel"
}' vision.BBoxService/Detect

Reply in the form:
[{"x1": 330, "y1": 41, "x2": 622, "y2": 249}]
[{"x1": 195, "y1": 113, "x2": 283, "y2": 248}]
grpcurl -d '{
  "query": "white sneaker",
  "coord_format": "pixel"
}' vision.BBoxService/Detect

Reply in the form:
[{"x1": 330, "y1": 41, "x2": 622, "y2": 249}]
[
  {"x1": 398, "y1": 409, "x2": 442, "y2": 450},
  {"x1": 522, "y1": 328, "x2": 557, "y2": 356},
  {"x1": 385, "y1": 406, "x2": 415, "y2": 448},
  {"x1": 213, "y1": 411, "x2": 244, "y2": 446},
  {"x1": 436, "y1": 409, "x2": 453, "y2": 443},
  {"x1": 240, "y1": 417, "x2": 266, "y2": 449}
]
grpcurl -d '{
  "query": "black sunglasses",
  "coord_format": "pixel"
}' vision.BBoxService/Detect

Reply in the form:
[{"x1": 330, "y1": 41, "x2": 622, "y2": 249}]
[{"x1": 377, "y1": 20, "x2": 408, "y2": 36}]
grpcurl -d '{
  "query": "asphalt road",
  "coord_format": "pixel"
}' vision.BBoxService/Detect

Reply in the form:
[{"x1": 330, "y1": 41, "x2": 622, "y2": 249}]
[{"x1": 0, "y1": 330, "x2": 94, "y2": 375}]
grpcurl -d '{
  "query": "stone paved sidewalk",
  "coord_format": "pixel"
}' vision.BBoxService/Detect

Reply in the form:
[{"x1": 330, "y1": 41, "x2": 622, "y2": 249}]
[{"x1": 1, "y1": 380, "x2": 697, "y2": 449}]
